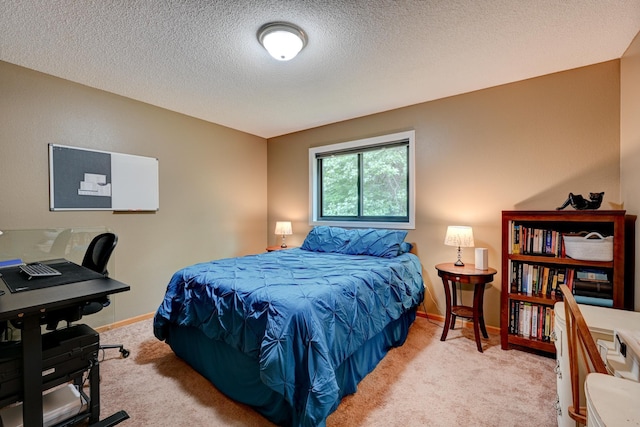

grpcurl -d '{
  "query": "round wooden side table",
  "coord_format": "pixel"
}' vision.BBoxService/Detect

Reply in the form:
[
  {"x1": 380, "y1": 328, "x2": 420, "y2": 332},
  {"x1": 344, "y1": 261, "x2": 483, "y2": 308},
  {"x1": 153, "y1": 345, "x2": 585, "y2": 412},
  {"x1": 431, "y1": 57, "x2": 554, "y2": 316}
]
[
  {"x1": 435, "y1": 262, "x2": 497, "y2": 352},
  {"x1": 266, "y1": 246, "x2": 296, "y2": 252}
]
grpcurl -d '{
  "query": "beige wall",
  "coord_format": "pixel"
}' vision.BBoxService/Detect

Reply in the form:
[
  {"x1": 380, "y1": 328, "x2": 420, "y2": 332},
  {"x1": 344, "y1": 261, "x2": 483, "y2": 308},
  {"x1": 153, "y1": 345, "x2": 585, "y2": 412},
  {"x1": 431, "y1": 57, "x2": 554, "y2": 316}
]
[
  {"x1": 1, "y1": 52, "x2": 631, "y2": 329},
  {"x1": 268, "y1": 60, "x2": 622, "y2": 328},
  {"x1": 621, "y1": 31, "x2": 640, "y2": 310},
  {"x1": 0, "y1": 61, "x2": 268, "y2": 323}
]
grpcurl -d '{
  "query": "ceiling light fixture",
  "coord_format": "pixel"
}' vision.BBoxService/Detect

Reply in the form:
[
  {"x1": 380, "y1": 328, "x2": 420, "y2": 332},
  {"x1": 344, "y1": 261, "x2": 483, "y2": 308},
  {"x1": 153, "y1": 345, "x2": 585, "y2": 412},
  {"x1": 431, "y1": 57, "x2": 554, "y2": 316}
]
[{"x1": 257, "y1": 22, "x2": 307, "y2": 61}]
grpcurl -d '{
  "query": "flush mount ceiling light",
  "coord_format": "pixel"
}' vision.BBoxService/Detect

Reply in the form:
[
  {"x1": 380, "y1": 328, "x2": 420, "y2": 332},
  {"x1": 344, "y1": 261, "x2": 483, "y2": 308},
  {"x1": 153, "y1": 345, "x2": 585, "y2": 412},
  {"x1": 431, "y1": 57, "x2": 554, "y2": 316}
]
[{"x1": 257, "y1": 22, "x2": 307, "y2": 61}]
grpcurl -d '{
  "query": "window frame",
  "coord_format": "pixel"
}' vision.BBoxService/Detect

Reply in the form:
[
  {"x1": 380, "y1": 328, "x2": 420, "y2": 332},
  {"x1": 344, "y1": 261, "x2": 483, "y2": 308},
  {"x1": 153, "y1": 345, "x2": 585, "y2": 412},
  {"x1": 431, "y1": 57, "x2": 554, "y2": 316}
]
[{"x1": 309, "y1": 130, "x2": 416, "y2": 229}]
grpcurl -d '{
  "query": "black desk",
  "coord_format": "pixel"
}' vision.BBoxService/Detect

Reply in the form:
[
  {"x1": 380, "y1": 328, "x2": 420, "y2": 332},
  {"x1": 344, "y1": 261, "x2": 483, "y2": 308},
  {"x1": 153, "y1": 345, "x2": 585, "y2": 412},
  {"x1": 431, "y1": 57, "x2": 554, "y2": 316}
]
[{"x1": 0, "y1": 260, "x2": 130, "y2": 427}]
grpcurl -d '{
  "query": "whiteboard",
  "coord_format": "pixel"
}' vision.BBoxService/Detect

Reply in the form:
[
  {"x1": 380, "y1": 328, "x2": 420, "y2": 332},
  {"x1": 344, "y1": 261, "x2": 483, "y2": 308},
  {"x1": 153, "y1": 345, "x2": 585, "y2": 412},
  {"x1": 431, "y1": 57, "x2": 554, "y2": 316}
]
[{"x1": 49, "y1": 144, "x2": 159, "y2": 211}]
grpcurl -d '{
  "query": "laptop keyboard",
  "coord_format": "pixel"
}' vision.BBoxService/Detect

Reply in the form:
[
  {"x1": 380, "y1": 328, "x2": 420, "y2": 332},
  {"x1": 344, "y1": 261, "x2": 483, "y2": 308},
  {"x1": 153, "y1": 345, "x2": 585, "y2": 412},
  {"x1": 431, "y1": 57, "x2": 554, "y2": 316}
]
[{"x1": 19, "y1": 263, "x2": 62, "y2": 279}]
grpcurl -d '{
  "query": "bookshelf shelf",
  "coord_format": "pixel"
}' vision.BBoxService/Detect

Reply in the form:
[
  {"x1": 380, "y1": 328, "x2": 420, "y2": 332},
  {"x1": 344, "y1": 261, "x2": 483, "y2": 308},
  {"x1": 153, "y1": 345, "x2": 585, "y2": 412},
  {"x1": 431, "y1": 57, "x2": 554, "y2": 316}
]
[
  {"x1": 507, "y1": 254, "x2": 614, "y2": 269},
  {"x1": 500, "y1": 210, "x2": 636, "y2": 353}
]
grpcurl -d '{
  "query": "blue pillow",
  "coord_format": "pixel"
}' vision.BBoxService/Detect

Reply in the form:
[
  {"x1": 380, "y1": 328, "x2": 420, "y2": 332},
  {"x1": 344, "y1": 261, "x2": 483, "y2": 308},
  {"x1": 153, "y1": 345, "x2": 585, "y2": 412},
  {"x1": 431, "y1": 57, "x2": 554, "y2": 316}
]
[
  {"x1": 343, "y1": 228, "x2": 408, "y2": 258},
  {"x1": 301, "y1": 226, "x2": 351, "y2": 253},
  {"x1": 398, "y1": 242, "x2": 413, "y2": 254},
  {"x1": 301, "y1": 226, "x2": 408, "y2": 258}
]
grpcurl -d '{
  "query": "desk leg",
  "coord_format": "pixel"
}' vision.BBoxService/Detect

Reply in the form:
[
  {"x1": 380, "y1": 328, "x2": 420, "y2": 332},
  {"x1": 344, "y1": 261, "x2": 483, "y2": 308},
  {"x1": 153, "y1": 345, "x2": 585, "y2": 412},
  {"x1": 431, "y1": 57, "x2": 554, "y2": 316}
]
[
  {"x1": 22, "y1": 315, "x2": 43, "y2": 427},
  {"x1": 440, "y1": 278, "x2": 452, "y2": 341},
  {"x1": 89, "y1": 356, "x2": 100, "y2": 423},
  {"x1": 472, "y1": 283, "x2": 488, "y2": 353}
]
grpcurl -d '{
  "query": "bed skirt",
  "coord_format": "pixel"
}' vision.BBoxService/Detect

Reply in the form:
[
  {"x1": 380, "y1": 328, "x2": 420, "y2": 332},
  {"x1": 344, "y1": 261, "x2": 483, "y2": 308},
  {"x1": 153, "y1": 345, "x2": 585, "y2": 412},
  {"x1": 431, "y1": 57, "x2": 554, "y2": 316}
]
[{"x1": 165, "y1": 308, "x2": 417, "y2": 427}]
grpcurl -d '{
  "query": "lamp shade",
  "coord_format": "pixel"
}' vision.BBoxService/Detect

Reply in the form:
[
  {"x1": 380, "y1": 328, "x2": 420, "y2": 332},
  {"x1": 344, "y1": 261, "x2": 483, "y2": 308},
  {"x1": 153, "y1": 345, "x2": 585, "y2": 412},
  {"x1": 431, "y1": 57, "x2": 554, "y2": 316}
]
[
  {"x1": 274, "y1": 221, "x2": 293, "y2": 236},
  {"x1": 258, "y1": 22, "x2": 307, "y2": 61},
  {"x1": 444, "y1": 226, "x2": 474, "y2": 248}
]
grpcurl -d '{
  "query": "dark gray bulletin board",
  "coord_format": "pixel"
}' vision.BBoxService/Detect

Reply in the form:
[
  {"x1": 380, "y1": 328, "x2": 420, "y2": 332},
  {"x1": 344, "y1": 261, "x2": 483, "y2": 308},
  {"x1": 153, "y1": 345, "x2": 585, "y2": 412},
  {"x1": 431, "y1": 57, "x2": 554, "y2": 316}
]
[{"x1": 49, "y1": 144, "x2": 159, "y2": 211}]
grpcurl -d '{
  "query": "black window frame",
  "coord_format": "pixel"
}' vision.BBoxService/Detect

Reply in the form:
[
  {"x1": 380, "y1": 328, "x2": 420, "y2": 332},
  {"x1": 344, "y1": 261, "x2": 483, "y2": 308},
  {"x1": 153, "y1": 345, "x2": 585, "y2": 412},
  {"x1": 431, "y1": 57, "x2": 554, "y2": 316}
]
[{"x1": 309, "y1": 130, "x2": 415, "y2": 229}]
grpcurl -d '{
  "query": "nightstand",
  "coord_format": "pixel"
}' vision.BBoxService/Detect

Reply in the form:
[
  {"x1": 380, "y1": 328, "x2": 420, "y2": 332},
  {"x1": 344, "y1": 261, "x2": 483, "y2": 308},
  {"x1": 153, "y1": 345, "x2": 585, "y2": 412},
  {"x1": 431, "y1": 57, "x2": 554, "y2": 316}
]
[
  {"x1": 435, "y1": 262, "x2": 497, "y2": 352},
  {"x1": 266, "y1": 246, "x2": 293, "y2": 252}
]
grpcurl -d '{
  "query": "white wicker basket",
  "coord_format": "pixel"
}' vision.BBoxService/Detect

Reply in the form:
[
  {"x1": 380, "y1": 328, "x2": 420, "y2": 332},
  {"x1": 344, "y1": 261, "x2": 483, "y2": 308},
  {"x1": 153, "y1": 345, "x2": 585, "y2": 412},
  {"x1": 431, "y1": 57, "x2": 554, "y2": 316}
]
[{"x1": 563, "y1": 232, "x2": 613, "y2": 262}]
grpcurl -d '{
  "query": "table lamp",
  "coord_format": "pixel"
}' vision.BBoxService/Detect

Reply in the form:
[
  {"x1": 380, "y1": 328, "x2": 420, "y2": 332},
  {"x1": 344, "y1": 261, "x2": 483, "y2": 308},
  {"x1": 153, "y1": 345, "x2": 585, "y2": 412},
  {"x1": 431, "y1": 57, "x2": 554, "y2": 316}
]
[
  {"x1": 444, "y1": 225, "x2": 474, "y2": 266},
  {"x1": 274, "y1": 221, "x2": 293, "y2": 248}
]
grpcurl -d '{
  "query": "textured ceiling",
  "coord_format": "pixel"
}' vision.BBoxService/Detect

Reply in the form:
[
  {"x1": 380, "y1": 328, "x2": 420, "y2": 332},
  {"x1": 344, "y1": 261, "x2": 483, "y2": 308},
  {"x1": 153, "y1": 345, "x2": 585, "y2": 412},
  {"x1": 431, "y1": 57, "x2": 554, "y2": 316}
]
[{"x1": 2, "y1": 1, "x2": 640, "y2": 138}]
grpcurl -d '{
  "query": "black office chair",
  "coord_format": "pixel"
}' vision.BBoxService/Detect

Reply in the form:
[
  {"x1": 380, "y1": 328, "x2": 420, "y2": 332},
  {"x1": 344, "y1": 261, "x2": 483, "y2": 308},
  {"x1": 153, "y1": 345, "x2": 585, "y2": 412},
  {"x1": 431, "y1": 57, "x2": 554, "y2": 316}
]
[
  {"x1": 79, "y1": 232, "x2": 118, "y2": 316},
  {"x1": 46, "y1": 233, "x2": 130, "y2": 358},
  {"x1": 83, "y1": 233, "x2": 130, "y2": 358},
  {"x1": 82, "y1": 232, "x2": 117, "y2": 276}
]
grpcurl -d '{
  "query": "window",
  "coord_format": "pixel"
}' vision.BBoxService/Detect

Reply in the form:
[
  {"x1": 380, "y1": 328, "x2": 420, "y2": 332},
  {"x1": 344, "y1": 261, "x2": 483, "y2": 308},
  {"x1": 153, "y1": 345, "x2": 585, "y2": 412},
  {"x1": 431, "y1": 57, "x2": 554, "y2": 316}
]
[{"x1": 309, "y1": 130, "x2": 415, "y2": 229}]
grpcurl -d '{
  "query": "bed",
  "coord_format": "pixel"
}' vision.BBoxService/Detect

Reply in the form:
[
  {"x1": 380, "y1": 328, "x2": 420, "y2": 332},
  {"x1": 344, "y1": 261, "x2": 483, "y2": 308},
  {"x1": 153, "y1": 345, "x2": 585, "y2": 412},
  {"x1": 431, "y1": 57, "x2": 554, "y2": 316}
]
[{"x1": 153, "y1": 226, "x2": 424, "y2": 427}]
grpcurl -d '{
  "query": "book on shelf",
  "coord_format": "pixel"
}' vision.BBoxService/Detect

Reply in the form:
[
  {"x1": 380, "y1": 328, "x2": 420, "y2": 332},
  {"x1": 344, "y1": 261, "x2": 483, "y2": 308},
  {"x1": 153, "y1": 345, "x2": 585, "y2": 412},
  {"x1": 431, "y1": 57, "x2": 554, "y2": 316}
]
[
  {"x1": 540, "y1": 267, "x2": 550, "y2": 296},
  {"x1": 573, "y1": 284, "x2": 613, "y2": 299},
  {"x1": 510, "y1": 223, "x2": 563, "y2": 256},
  {"x1": 571, "y1": 267, "x2": 613, "y2": 302},
  {"x1": 543, "y1": 306, "x2": 553, "y2": 340},
  {"x1": 576, "y1": 268, "x2": 609, "y2": 282},
  {"x1": 520, "y1": 302, "x2": 530, "y2": 338},
  {"x1": 573, "y1": 279, "x2": 613, "y2": 293},
  {"x1": 573, "y1": 289, "x2": 613, "y2": 300},
  {"x1": 538, "y1": 305, "x2": 545, "y2": 340},
  {"x1": 528, "y1": 305, "x2": 541, "y2": 340},
  {"x1": 508, "y1": 300, "x2": 554, "y2": 341},
  {"x1": 574, "y1": 295, "x2": 614, "y2": 307},
  {"x1": 510, "y1": 261, "x2": 570, "y2": 298},
  {"x1": 509, "y1": 300, "x2": 518, "y2": 334},
  {"x1": 565, "y1": 268, "x2": 575, "y2": 291}
]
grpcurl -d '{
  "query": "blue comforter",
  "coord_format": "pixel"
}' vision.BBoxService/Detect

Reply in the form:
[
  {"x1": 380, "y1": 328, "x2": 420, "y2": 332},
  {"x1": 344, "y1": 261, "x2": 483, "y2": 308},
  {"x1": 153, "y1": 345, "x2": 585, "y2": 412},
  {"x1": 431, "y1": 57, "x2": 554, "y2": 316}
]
[{"x1": 153, "y1": 248, "x2": 424, "y2": 426}]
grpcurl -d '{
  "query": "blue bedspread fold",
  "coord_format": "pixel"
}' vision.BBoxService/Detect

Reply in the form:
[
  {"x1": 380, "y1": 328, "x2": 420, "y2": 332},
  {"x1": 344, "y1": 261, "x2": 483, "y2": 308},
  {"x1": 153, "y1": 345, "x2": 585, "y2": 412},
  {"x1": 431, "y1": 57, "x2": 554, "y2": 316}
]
[{"x1": 154, "y1": 248, "x2": 424, "y2": 426}]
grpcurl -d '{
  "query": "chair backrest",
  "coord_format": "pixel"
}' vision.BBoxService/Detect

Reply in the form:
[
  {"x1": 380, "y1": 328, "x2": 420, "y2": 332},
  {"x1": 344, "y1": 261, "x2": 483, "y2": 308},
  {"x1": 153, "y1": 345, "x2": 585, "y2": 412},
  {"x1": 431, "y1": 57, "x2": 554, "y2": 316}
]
[
  {"x1": 82, "y1": 232, "x2": 118, "y2": 276},
  {"x1": 559, "y1": 284, "x2": 609, "y2": 425}
]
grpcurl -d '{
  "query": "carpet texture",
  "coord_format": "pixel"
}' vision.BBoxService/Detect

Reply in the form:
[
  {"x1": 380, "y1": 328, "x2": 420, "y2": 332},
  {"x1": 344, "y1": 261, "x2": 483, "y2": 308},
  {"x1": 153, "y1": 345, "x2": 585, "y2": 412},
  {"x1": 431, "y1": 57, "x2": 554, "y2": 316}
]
[{"x1": 97, "y1": 316, "x2": 557, "y2": 426}]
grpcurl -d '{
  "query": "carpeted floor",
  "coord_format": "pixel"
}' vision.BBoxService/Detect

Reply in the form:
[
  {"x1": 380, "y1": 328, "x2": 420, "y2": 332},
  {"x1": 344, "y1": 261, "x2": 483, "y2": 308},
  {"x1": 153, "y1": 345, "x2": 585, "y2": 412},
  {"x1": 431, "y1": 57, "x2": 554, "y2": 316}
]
[{"x1": 97, "y1": 316, "x2": 557, "y2": 426}]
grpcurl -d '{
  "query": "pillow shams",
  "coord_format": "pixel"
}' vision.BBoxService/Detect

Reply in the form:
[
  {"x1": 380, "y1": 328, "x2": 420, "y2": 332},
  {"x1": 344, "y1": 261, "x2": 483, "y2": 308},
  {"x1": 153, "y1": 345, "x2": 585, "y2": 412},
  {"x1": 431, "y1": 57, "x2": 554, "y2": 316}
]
[
  {"x1": 343, "y1": 228, "x2": 408, "y2": 258},
  {"x1": 300, "y1": 226, "x2": 351, "y2": 253},
  {"x1": 301, "y1": 226, "x2": 408, "y2": 258}
]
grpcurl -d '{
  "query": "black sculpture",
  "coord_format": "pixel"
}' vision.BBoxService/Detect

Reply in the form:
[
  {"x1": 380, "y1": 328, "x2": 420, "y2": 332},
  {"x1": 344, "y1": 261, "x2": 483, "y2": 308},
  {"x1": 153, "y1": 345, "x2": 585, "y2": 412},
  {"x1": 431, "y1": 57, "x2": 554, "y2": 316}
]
[{"x1": 556, "y1": 192, "x2": 604, "y2": 210}]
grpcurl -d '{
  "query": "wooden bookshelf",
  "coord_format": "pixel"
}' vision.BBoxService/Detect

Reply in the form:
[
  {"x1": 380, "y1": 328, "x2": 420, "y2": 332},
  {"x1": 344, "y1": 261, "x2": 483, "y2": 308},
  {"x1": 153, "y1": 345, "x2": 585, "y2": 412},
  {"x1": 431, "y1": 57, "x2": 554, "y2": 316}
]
[{"x1": 500, "y1": 210, "x2": 636, "y2": 353}]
